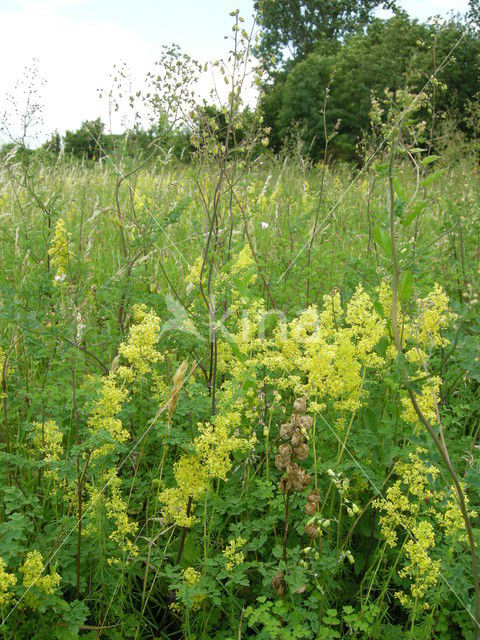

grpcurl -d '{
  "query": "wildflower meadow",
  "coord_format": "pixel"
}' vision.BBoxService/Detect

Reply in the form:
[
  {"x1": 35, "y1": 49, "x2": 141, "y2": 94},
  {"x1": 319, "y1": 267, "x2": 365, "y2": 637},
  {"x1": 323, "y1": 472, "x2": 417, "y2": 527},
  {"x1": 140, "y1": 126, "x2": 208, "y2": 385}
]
[{"x1": 0, "y1": 3, "x2": 480, "y2": 639}]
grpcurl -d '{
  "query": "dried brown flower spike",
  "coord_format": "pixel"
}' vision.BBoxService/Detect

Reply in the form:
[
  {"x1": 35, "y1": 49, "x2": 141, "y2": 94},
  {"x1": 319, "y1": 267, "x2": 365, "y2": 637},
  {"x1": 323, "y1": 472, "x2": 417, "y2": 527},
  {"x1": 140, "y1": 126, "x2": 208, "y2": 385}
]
[
  {"x1": 274, "y1": 397, "x2": 317, "y2": 594},
  {"x1": 293, "y1": 397, "x2": 307, "y2": 414},
  {"x1": 294, "y1": 442, "x2": 310, "y2": 460},
  {"x1": 279, "y1": 422, "x2": 294, "y2": 440},
  {"x1": 271, "y1": 570, "x2": 286, "y2": 598},
  {"x1": 305, "y1": 522, "x2": 321, "y2": 539},
  {"x1": 275, "y1": 443, "x2": 293, "y2": 471}
]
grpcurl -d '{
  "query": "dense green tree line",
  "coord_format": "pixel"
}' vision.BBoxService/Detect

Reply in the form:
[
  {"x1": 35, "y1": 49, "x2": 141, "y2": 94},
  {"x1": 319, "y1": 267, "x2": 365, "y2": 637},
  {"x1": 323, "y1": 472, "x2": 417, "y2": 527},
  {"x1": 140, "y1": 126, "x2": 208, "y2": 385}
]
[
  {"x1": 2, "y1": 4, "x2": 479, "y2": 164},
  {"x1": 259, "y1": 11, "x2": 480, "y2": 160}
]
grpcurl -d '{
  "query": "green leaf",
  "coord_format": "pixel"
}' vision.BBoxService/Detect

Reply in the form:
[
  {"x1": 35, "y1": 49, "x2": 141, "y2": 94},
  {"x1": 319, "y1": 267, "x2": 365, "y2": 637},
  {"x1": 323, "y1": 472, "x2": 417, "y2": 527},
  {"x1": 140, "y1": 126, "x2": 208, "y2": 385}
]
[
  {"x1": 373, "y1": 225, "x2": 392, "y2": 258},
  {"x1": 399, "y1": 270, "x2": 414, "y2": 302},
  {"x1": 401, "y1": 201, "x2": 426, "y2": 227},
  {"x1": 162, "y1": 197, "x2": 191, "y2": 228},
  {"x1": 363, "y1": 407, "x2": 378, "y2": 431},
  {"x1": 392, "y1": 176, "x2": 406, "y2": 200},
  {"x1": 420, "y1": 169, "x2": 445, "y2": 188},
  {"x1": 420, "y1": 155, "x2": 440, "y2": 165},
  {"x1": 375, "y1": 164, "x2": 390, "y2": 177}
]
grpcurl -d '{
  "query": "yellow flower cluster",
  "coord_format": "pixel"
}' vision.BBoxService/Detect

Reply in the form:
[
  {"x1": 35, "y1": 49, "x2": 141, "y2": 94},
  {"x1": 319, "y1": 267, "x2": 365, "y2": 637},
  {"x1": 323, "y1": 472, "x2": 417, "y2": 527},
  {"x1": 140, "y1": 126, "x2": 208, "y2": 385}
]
[
  {"x1": 411, "y1": 284, "x2": 455, "y2": 349},
  {"x1": 20, "y1": 551, "x2": 61, "y2": 607},
  {"x1": 377, "y1": 280, "x2": 455, "y2": 430},
  {"x1": 180, "y1": 566, "x2": 205, "y2": 610},
  {"x1": 88, "y1": 305, "x2": 162, "y2": 455},
  {"x1": 0, "y1": 346, "x2": 5, "y2": 379},
  {"x1": 345, "y1": 285, "x2": 386, "y2": 367},
  {"x1": 231, "y1": 244, "x2": 256, "y2": 282},
  {"x1": 185, "y1": 256, "x2": 203, "y2": 291},
  {"x1": 85, "y1": 305, "x2": 163, "y2": 561},
  {"x1": 132, "y1": 175, "x2": 156, "y2": 211},
  {"x1": 0, "y1": 558, "x2": 16, "y2": 606},
  {"x1": 376, "y1": 449, "x2": 473, "y2": 609},
  {"x1": 379, "y1": 279, "x2": 453, "y2": 352},
  {"x1": 160, "y1": 413, "x2": 255, "y2": 527},
  {"x1": 88, "y1": 375, "x2": 129, "y2": 454},
  {"x1": 218, "y1": 281, "x2": 454, "y2": 431},
  {"x1": 33, "y1": 420, "x2": 63, "y2": 463},
  {"x1": 195, "y1": 413, "x2": 253, "y2": 481},
  {"x1": 118, "y1": 304, "x2": 163, "y2": 380},
  {"x1": 269, "y1": 286, "x2": 385, "y2": 412},
  {"x1": 160, "y1": 455, "x2": 206, "y2": 527},
  {"x1": 48, "y1": 219, "x2": 71, "y2": 282},
  {"x1": 376, "y1": 450, "x2": 438, "y2": 546},
  {"x1": 223, "y1": 537, "x2": 246, "y2": 572},
  {"x1": 397, "y1": 520, "x2": 440, "y2": 607},
  {"x1": 401, "y1": 376, "x2": 441, "y2": 428},
  {"x1": 104, "y1": 474, "x2": 139, "y2": 559},
  {"x1": 183, "y1": 566, "x2": 201, "y2": 587}
]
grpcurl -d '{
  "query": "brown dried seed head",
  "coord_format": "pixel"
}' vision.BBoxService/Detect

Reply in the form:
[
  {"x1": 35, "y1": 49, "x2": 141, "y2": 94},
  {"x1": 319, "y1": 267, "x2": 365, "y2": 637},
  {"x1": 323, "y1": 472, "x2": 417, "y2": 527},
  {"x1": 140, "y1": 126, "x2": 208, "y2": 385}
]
[
  {"x1": 291, "y1": 428, "x2": 303, "y2": 448},
  {"x1": 275, "y1": 454, "x2": 288, "y2": 471},
  {"x1": 305, "y1": 501, "x2": 316, "y2": 516},
  {"x1": 302, "y1": 474, "x2": 312, "y2": 489},
  {"x1": 278, "y1": 443, "x2": 292, "y2": 459},
  {"x1": 293, "y1": 443, "x2": 309, "y2": 460},
  {"x1": 271, "y1": 570, "x2": 286, "y2": 598},
  {"x1": 300, "y1": 415, "x2": 313, "y2": 431},
  {"x1": 307, "y1": 489, "x2": 320, "y2": 504},
  {"x1": 294, "y1": 398, "x2": 307, "y2": 414},
  {"x1": 305, "y1": 523, "x2": 320, "y2": 539},
  {"x1": 279, "y1": 422, "x2": 294, "y2": 440},
  {"x1": 287, "y1": 462, "x2": 310, "y2": 491}
]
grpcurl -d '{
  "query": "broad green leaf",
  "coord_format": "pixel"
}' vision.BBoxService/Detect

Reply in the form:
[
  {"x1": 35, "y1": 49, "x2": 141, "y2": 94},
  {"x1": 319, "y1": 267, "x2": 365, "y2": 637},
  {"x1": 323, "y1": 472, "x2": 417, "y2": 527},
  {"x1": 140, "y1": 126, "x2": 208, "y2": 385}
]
[
  {"x1": 399, "y1": 270, "x2": 414, "y2": 302},
  {"x1": 373, "y1": 225, "x2": 392, "y2": 258}
]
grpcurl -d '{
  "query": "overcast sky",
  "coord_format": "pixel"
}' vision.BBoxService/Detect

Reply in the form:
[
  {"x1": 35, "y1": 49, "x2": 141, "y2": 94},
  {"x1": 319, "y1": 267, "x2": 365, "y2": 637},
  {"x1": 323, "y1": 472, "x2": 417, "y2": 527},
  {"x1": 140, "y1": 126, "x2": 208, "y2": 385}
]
[{"x1": 0, "y1": 0, "x2": 470, "y2": 143}]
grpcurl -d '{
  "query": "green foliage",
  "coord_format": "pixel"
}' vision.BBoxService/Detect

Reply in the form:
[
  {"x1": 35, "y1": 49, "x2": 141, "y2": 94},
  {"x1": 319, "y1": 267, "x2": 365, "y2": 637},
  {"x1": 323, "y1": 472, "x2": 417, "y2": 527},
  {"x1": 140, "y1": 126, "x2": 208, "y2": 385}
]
[
  {"x1": 254, "y1": 0, "x2": 396, "y2": 67},
  {"x1": 0, "y1": 60, "x2": 479, "y2": 640},
  {"x1": 261, "y1": 14, "x2": 480, "y2": 160}
]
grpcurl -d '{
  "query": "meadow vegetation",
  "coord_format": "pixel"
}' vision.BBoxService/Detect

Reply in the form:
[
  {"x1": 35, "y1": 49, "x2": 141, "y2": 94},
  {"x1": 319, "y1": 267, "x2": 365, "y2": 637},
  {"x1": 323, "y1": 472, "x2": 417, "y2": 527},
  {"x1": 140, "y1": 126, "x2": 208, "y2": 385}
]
[{"x1": 0, "y1": 5, "x2": 480, "y2": 640}]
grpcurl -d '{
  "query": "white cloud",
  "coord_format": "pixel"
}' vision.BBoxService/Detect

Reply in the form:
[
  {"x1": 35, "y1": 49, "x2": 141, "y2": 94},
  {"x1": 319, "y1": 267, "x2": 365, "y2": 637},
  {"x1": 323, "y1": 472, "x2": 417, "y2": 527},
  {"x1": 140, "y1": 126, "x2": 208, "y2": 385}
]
[
  {"x1": 0, "y1": 2, "x2": 259, "y2": 143},
  {"x1": 0, "y1": 0, "x2": 466, "y2": 144},
  {"x1": 376, "y1": 0, "x2": 469, "y2": 21},
  {"x1": 0, "y1": 4, "x2": 155, "y2": 141},
  {"x1": 399, "y1": 0, "x2": 469, "y2": 21}
]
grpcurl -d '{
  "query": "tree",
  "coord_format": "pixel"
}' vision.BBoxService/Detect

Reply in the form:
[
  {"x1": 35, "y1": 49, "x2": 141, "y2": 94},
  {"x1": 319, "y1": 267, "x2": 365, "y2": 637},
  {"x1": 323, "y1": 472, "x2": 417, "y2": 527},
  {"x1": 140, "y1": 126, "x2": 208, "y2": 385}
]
[
  {"x1": 42, "y1": 131, "x2": 61, "y2": 156},
  {"x1": 63, "y1": 118, "x2": 106, "y2": 159},
  {"x1": 261, "y1": 13, "x2": 480, "y2": 160},
  {"x1": 254, "y1": 0, "x2": 397, "y2": 69}
]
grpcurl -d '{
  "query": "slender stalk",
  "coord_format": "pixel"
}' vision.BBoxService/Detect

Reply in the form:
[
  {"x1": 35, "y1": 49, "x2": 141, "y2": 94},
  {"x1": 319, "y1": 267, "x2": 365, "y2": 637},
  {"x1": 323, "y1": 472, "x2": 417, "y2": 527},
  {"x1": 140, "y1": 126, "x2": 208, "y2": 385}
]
[
  {"x1": 282, "y1": 490, "x2": 290, "y2": 563},
  {"x1": 175, "y1": 496, "x2": 193, "y2": 566},
  {"x1": 387, "y1": 142, "x2": 480, "y2": 637},
  {"x1": 306, "y1": 83, "x2": 331, "y2": 305}
]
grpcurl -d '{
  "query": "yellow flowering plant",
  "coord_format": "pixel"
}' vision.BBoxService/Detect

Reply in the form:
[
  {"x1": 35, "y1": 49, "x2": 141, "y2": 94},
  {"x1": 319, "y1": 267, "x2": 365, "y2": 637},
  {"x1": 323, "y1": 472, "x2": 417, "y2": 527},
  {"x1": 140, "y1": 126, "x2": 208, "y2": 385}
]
[{"x1": 1, "y1": 91, "x2": 480, "y2": 640}]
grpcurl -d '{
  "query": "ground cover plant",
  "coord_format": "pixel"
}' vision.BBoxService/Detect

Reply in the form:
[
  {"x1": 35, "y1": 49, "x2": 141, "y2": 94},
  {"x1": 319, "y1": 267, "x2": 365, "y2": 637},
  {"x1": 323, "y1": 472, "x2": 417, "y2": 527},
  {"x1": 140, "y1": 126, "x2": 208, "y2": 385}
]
[{"x1": 0, "y1": 6, "x2": 480, "y2": 640}]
